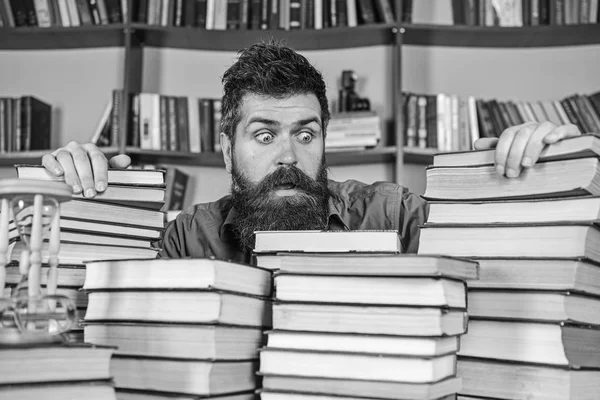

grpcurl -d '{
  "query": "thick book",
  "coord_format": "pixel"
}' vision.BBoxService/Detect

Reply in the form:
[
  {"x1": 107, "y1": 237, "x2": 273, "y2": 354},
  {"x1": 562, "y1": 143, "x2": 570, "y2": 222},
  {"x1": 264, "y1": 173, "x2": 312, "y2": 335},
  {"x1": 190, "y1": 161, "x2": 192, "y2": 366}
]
[
  {"x1": 58, "y1": 199, "x2": 165, "y2": 229},
  {"x1": 84, "y1": 291, "x2": 271, "y2": 327},
  {"x1": 272, "y1": 303, "x2": 467, "y2": 336},
  {"x1": 468, "y1": 258, "x2": 600, "y2": 296},
  {"x1": 0, "y1": 381, "x2": 116, "y2": 400},
  {"x1": 458, "y1": 357, "x2": 600, "y2": 399},
  {"x1": 15, "y1": 164, "x2": 166, "y2": 186},
  {"x1": 83, "y1": 258, "x2": 271, "y2": 297},
  {"x1": 426, "y1": 196, "x2": 600, "y2": 225},
  {"x1": 265, "y1": 330, "x2": 459, "y2": 357},
  {"x1": 432, "y1": 134, "x2": 600, "y2": 167},
  {"x1": 467, "y1": 289, "x2": 600, "y2": 325},
  {"x1": 253, "y1": 230, "x2": 401, "y2": 253},
  {"x1": 111, "y1": 356, "x2": 257, "y2": 396},
  {"x1": 460, "y1": 319, "x2": 600, "y2": 368},
  {"x1": 260, "y1": 348, "x2": 456, "y2": 383},
  {"x1": 73, "y1": 185, "x2": 166, "y2": 210},
  {"x1": 273, "y1": 275, "x2": 467, "y2": 308},
  {"x1": 418, "y1": 223, "x2": 600, "y2": 264},
  {"x1": 5, "y1": 263, "x2": 85, "y2": 287},
  {"x1": 255, "y1": 253, "x2": 478, "y2": 281},
  {"x1": 84, "y1": 323, "x2": 264, "y2": 360},
  {"x1": 259, "y1": 391, "x2": 457, "y2": 400},
  {"x1": 115, "y1": 390, "x2": 256, "y2": 400},
  {"x1": 423, "y1": 157, "x2": 600, "y2": 201},
  {"x1": 9, "y1": 240, "x2": 158, "y2": 265},
  {"x1": 260, "y1": 375, "x2": 461, "y2": 400},
  {"x1": 0, "y1": 344, "x2": 113, "y2": 385}
]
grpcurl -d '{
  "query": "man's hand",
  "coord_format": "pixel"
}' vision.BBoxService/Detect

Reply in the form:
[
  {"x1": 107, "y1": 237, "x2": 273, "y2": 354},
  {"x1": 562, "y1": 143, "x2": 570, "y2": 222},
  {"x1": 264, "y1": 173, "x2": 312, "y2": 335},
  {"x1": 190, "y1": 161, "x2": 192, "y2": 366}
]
[
  {"x1": 41, "y1": 142, "x2": 131, "y2": 198},
  {"x1": 473, "y1": 122, "x2": 581, "y2": 178}
]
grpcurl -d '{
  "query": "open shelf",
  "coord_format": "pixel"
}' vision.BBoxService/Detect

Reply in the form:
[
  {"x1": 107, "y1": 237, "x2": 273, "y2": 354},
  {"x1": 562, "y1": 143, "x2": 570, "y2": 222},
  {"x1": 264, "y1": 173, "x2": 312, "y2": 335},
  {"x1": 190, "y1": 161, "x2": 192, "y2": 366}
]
[
  {"x1": 402, "y1": 23, "x2": 600, "y2": 48},
  {"x1": 0, "y1": 25, "x2": 127, "y2": 50},
  {"x1": 126, "y1": 146, "x2": 398, "y2": 167},
  {"x1": 0, "y1": 147, "x2": 120, "y2": 167},
  {"x1": 132, "y1": 23, "x2": 396, "y2": 51}
]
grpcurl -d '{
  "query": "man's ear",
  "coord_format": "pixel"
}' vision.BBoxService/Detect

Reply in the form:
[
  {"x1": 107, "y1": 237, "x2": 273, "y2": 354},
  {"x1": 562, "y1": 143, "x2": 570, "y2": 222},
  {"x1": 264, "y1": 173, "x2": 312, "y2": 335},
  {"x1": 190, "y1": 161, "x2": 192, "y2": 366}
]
[{"x1": 221, "y1": 132, "x2": 233, "y2": 173}]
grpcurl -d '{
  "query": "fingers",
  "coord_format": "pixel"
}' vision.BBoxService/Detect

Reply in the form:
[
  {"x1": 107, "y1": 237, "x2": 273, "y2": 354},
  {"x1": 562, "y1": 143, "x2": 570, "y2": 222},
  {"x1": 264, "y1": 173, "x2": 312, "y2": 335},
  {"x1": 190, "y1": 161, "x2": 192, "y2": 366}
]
[
  {"x1": 83, "y1": 143, "x2": 109, "y2": 192},
  {"x1": 494, "y1": 122, "x2": 537, "y2": 176},
  {"x1": 41, "y1": 153, "x2": 64, "y2": 176},
  {"x1": 109, "y1": 154, "x2": 132, "y2": 169},
  {"x1": 55, "y1": 150, "x2": 82, "y2": 194},
  {"x1": 473, "y1": 137, "x2": 498, "y2": 150},
  {"x1": 542, "y1": 123, "x2": 581, "y2": 144},
  {"x1": 64, "y1": 142, "x2": 95, "y2": 196}
]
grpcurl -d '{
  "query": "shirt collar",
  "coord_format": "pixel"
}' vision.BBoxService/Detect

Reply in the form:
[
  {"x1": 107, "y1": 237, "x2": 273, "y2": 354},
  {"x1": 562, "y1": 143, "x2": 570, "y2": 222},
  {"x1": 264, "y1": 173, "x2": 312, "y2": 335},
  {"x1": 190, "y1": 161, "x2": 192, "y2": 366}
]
[{"x1": 220, "y1": 194, "x2": 350, "y2": 241}]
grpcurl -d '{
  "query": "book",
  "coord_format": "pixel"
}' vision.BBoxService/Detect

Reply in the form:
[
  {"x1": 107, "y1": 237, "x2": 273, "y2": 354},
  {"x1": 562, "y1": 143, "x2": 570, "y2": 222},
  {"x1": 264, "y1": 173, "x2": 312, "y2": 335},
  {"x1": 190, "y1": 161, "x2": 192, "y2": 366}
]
[
  {"x1": 418, "y1": 223, "x2": 600, "y2": 263},
  {"x1": 162, "y1": 166, "x2": 189, "y2": 211},
  {"x1": 260, "y1": 375, "x2": 461, "y2": 400},
  {"x1": 59, "y1": 199, "x2": 165, "y2": 229},
  {"x1": 431, "y1": 133, "x2": 600, "y2": 168},
  {"x1": 460, "y1": 319, "x2": 600, "y2": 367},
  {"x1": 9, "y1": 240, "x2": 159, "y2": 265},
  {"x1": 15, "y1": 165, "x2": 166, "y2": 186},
  {"x1": 5, "y1": 263, "x2": 85, "y2": 287},
  {"x1": 468, "y1": 258, "x2": 600, "y2": 296},
  {"x1": 259, "y1": 391, "x2": 457, "y2": 400},
  {"x1": 84, "y1": 291, "x2": 271, "y2": 327},
  {"x1": 84, "y1": 323, "x2": 264, "y2": 360},
  {"x1": 111, "y1": 356, "x2": 258, "y2": 396},
  {"x1": 423, "y1": 157, "x2": 600, "y2": 201},
  {"x1": 253, "y1": 230, "x2": 401, "y2": 253},
  {"x1": 458, "y1": 357, "x2": 600, "y2": 399},
  {"x1": 426, "y1": 196, "x2": 600, "y2": 225},
  {"x1": 0, "y1": 344, "x2": 113, "y2": 384},
  {"x1": 259, "y1": 348, "x2": 456, "y2": 383},
  {"x1": 265, "y1": 330, "x2": 459, "y2": 356},
  {"x1": 0, "y1": 381, "x2": 116, "y2": 400},
  {"x1": 273, "y1": 275, "x2": 467, "y2": 308},
  {"x1": 115, "y1": 390, "x2": 255, "y2": 400},
  {"x1": 272, "y1": 303, "x2": 467, "y2": 336},
  {"x1": 467, "y1": 290, "x2": 600, "y2": 325},
  {"x1": 255, "y1": 253, "x2": 478, "y2": 281},
  {"x1": 83, "y1": 258, "x2": 271, "y2": 297}
]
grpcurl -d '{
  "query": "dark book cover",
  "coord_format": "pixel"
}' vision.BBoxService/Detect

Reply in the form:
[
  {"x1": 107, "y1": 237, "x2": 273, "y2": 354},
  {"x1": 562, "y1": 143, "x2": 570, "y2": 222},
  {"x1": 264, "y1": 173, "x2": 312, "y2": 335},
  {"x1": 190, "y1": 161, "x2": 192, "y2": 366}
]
[
  {"x1": 104, "y1": 0, "x2": 122, "y2": 23},
  {"x1": 167, "y1": 96, "x2": 178, "y2": 151},
  {"x1": 159, "y1": 95, "x2": 168, "y2": 151},
  {"x1": 559, "y1": 97, "x2": 585, "y2": 132},
  {"x1": 137, "y1": 0, "x2": 149, "y2": 22},
  {"x1": 198, "y1": 98, "x2": 214, "y2": 152},
  {"x1": 425, "y1": 94, "x2": 437, "y2": 149},
  {"x1": 23, "y1": 0, "x2": 37, "y2": 26},
  {"x1": 497, "y1": 101, "x2": 514, "y2": 129},
  {"x1": 475, "y1": 99, "x2": 495, "y2": 138},
  {"x1": 589, "y1": 91, "x2": 600, "y2": 121},
  {"x1": 111, "y1": 89, "x2": 123, "y2": 147},
  {"x1": 22, "y1": 96, "x2": 52, "y2": 151},
  {"x1": 163, "y1": 167, "x2": 189, "y2": 211},
  {"x1": 506, "y1": 101, "x2": 524, "y2": 125},
  {"x1": 0, "y1": 98, "x2": 6, "y2": 153},
  {"x1": 195, "y1": 0, "x2": 207, "y2": 27},
  {"x1": 336, "y1": 0, "x2": 347, "y2": 26},
  {"x1": 260, "y1": 0, "x2": 269, "y2": 29},
  {"x1": 239, "y1": 0, "x2": 249, "y2": 28},
  {"x1": 13, "y1": 97, "x2": 21, "y2": 152},
  {"x1": 269, "y1": 0, "x2": 278, "y2": 29},
  {"x1": 464, "y1": 0, "x2": 476, "y2": 25},
  {"x1": 549, "y1": 0, "x2": 565, "y2": 24},
  {"x1": 87, "y1": 0, "x2": 102, "y2": 24},
  {"x1": 451, "y1": 0, "x2": 465, "y2": 24},
  {"x1": 356, "y1": 0, "x2": 376, "y2": 24},
  {"x1": 48, "y1": 0, "x2": 61, "y2": 26},
  {"x1": 289, "y1": 0, "x2": 302, "y2": 28},
  {"x1": 522, "y1": 0, "x2": 531, "y2": 25},
  {"x1": 176, "y1": 96, "x2": 190, "y2": 153},
  {"x1": 227, "y1": 0, "x2": 241, "y2": 29},
  {"x1": 539, "y1": 0, "x2": 550, "y2": 24},
  {"x1": 9, "y1": 0, "x2": 30, "y2": 26},
  {"x1": 181, "y1": 0, "x2": 195, "y2": 25},
  {"x1": 5, "y1": 98, "x2": 13, "y2": 152},
  {"x1": 173, "y1": 0, "x2": 184, "y2": 26},
  {"x1": 574, "y1": 94, "x2": 600, "y2": 133},
  {"x1": 301, "y1": 0, "x2": 313, "y2": 28},
  {"x1": 401, "y1": 0, "x2": 413, "y2": 22},
  {"x1": 75, "y1": 0, "x2": 94, "y2": 24},
  {"x1": 129, "y1": 93, "x2": 140, "y2": 147},
  {"x1": 484, "y1": 100, "x2": 506, "y2": 136}
]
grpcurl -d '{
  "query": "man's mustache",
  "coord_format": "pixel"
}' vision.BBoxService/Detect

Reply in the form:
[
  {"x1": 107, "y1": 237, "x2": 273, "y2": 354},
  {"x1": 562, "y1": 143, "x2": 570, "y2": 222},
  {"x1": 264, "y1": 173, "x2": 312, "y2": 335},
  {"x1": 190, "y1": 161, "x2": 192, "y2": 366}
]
[{"x1": 259, "y1": 165, "x2": 319, "y2": 192}]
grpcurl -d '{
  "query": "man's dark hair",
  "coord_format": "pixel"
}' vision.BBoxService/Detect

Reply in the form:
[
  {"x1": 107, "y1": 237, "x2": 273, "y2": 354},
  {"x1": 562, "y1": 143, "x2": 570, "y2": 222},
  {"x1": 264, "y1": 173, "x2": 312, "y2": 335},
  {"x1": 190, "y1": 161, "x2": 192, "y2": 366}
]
[{"x1": 221, "y1": 40, "x2": 330, "y2": 143}]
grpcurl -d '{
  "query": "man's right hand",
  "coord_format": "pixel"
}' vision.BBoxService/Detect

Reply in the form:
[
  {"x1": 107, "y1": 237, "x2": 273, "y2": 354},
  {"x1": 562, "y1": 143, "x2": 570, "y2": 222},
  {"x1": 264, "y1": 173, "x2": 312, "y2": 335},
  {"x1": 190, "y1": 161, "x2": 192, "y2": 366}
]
[{"x1": 41, "y1": 142, "x2": 131, "y2": 198}]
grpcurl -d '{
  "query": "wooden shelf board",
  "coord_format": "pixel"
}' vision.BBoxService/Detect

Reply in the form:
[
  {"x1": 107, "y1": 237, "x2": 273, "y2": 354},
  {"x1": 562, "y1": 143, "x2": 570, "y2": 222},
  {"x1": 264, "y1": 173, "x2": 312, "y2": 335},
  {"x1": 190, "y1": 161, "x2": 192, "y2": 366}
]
[
  {"x1": 133, "y1": 23, "x2": 396, "y2": 51},
  {"x1": 402, "y1": 23, "x2": 600, "y2": 48},
  {"x1": 403, "y1": 147, "x2": 436, "y2": 165},
  {"x1": 126, "y1": 146, "x2": 397, "y2": 167},
  {"x1": 0, "y1": 147, "x2": 120, "y2": 167},
  {"x1": 0, "y1": 25, "x2": 127, "y2": 50}
]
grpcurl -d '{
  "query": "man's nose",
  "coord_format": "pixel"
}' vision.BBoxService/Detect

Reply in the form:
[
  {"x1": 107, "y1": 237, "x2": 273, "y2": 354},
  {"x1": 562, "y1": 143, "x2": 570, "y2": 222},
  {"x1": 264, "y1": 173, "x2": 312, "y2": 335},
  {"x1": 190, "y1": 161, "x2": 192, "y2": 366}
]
[{"x1": 276, "y1": 136, "x2": 298, "y2": 166}]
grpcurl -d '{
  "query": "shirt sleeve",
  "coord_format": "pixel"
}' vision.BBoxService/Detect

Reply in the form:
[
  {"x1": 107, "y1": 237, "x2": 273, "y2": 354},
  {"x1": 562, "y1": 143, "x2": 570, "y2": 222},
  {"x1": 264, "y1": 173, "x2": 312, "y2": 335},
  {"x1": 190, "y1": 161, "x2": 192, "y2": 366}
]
[
  {"x1": 156, "y1": 215, "x2": 192, "y2": 259},
  {"x1": 399, "y1": 189, "x2": 429, "y2": 254}
]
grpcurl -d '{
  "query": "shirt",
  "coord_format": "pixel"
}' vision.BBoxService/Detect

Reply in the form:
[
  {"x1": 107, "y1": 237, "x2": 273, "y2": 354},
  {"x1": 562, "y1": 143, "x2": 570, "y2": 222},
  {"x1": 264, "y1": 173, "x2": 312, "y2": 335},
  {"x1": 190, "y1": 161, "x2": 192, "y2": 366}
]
[{"x1": 158, "y1": 179, "x2": 429, "y2": 263}]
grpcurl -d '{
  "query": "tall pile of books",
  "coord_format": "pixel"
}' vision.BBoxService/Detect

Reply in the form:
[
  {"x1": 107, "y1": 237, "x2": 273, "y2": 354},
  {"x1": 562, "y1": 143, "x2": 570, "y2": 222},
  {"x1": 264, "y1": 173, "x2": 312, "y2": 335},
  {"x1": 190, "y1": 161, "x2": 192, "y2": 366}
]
[
  {"x1": 418, "y1": 134, "x2": 600, "y2": 399},
  {"x1": 6, "y1": 165, "x2": 166, "y2": 341},
  {"x1": 82, "y1": 257, "x2": 272, "y2": 399},
  {"x1": 253, "y1": 230, "x2": 478, "y2": 400}
]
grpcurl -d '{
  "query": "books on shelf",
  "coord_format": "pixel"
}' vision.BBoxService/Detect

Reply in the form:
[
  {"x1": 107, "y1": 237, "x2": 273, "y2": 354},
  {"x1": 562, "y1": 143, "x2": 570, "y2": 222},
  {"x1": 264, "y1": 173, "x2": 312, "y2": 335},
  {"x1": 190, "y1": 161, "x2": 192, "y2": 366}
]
[
  {"x1": 326, "y1": 111, "x2": 382, "y2": 150},
  {"x1": 253, "y1": 230, "x2": 402, "y2": 254},
  {"x1": 402, "y1": 90, "x2": 600, "y2": 153},
  {"x1": 0, "y1": 96, "x2": 52, "y2": 153}
]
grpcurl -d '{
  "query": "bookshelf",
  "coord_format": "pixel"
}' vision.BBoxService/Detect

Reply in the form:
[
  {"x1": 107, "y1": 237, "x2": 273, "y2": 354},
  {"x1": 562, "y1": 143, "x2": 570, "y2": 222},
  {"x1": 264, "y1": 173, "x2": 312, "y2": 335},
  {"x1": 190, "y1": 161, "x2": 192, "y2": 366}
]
[{"x1": 1, "y1": 0, "x2": 600, "y2": 194}]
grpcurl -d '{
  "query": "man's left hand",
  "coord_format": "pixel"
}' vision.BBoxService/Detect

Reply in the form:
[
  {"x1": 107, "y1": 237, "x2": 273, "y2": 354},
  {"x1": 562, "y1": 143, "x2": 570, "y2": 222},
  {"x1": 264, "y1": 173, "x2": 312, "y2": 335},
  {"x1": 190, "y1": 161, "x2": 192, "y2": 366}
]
[{"x1": 473, "y1": 122, "x2": 581, "y2": 178}]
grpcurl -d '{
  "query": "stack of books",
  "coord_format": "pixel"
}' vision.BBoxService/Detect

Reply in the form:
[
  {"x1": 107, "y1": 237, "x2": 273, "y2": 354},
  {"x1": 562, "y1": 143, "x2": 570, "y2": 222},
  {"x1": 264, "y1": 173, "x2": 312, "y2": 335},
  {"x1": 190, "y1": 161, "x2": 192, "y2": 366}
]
[
  {"x1": 253, "y1": 230, "x2": 479, "y2": 400},
  {"x1": 5, "y1": 165, "x2": 166, "y2": 341},
  {"x1": 0, "y1": 343, "x2": 116, "y2": 399},
  {"x1": 418, "y1": 134, "x2": 600, "y2": 399},
  {"x1": 81, "y1": 258, "x2": 272, "y2": 399}
]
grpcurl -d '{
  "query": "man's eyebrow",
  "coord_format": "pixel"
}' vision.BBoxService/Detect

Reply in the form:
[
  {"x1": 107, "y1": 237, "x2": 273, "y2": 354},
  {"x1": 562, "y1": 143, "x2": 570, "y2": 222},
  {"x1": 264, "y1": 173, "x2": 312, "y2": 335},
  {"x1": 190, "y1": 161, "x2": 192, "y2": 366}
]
[
  {"x1": 293, "y1": 117, "x2": 322, "y2": 128},
  {"x1": 246, "y1": 117, "x2": 280, "y2": 126}
]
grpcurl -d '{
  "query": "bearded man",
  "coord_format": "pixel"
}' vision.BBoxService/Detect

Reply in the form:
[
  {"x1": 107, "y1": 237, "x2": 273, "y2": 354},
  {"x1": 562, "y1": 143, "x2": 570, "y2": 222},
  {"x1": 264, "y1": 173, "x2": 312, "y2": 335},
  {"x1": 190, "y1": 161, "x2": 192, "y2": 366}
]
[{"x1": 41, "y1": 41, "x2": 581, "y2": 262}]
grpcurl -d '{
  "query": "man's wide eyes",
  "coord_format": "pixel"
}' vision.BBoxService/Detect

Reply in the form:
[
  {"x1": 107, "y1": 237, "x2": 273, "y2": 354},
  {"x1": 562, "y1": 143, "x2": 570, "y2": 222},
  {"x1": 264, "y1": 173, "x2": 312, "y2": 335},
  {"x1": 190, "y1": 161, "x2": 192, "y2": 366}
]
[
  {"x1": 297, "y1": 132, "x2": 313, "y2": 143},
  {"x1": 256, "y1": 132, "x2": 275, "y2": 144}
]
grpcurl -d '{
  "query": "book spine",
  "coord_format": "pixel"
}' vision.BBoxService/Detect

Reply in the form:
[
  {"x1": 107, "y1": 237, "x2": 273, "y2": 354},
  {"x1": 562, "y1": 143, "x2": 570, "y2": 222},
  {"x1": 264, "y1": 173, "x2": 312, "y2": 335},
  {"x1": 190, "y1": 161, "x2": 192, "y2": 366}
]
[
  {"x1": 129, "y1": 93, "x2": 140, "y2": 147},
  {"x1": 167, "y1": 96, "x2": 178, "y2": 151},
  {"x1": 176, "y1": 97, "x2": 190, "y2": 152},
  {"x1": 159, "y1": 95, "x2": 168, "y2": 150},
  {"x1": 226, "y1": 0, "x2": 240, "y2": 28},
  {"x1": 213, "y1": 99, "x2": 222, "y2": 152},
  {"x1": 0, "y1": 99, "x2": 5, "y2": 153},
  {"x1": 88, "y1": 0, "x2": 102, "y2": 24},
  {"x1": 75, "y1": 0, "x2": 93, "y2": 24},
  {"x1": 199, "y1": 98, "x2": 214, "y2": 152},
  {"x1": 33, "y1": 0, "x2": 52, "y2": 26},
  {"x1": 111, "y1": 89, "x2": 122, "y2": 147}
]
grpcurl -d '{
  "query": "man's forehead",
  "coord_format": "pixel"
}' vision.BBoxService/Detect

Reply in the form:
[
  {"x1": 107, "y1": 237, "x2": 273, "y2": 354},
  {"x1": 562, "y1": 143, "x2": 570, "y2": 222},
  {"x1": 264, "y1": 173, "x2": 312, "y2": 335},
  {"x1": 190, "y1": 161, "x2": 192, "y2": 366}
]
[{"x1": 239, "y1": 93, "x2": 322, "y2": 121}]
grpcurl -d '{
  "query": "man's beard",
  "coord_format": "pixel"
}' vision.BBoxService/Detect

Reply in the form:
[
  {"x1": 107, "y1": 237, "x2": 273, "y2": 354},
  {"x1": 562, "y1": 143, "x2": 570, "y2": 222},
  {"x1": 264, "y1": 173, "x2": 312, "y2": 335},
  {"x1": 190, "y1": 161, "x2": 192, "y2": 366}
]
[{"x1": 231, "y1": 160, "x2": 331, "y2": 251}]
